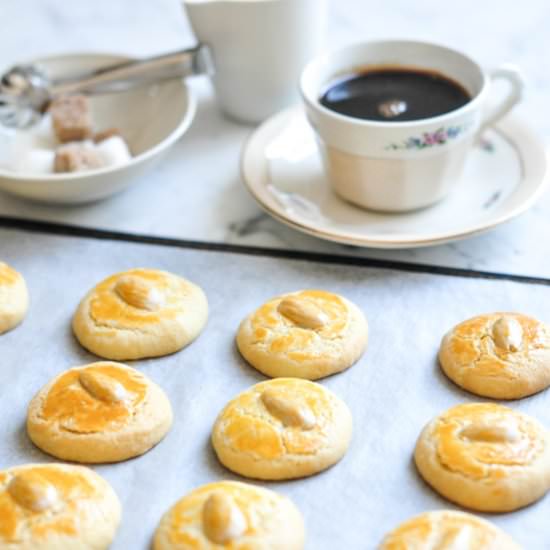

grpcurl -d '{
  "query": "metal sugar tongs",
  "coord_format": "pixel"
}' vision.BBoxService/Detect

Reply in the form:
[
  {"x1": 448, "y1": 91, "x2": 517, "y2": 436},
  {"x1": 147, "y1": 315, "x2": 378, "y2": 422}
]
[{"x1": 0, "y1": 45, "x2": 213, "y2": 129}]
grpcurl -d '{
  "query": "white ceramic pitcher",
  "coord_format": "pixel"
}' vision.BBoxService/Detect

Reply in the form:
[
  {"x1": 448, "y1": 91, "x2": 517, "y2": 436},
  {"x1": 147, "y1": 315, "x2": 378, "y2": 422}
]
[{"x1": 182, "y1": 0, "x2": 327, "y2": 124}]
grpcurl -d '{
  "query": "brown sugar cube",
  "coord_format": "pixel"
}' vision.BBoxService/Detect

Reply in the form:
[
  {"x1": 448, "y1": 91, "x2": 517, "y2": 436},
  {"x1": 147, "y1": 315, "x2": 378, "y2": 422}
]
[
  {"x1": 54, "y1": 143, "x2": 105, "y2": 173},
  {"x1": 49, "y1": 95, "x2": 93, "y2": 143},
  {"x1": 94, "y1": 128, "x2": 121, "y2": 143}
]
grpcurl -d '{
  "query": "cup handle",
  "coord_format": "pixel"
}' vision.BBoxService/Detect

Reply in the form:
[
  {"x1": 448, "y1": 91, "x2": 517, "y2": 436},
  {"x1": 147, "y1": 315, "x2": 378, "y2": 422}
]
[{"x1": 479, "y1": 64, "x2": 524, "y2": 134}]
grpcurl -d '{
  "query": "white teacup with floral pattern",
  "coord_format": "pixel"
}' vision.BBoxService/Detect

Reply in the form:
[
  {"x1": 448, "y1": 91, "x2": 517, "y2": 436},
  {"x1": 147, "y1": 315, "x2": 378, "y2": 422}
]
[{"x1": 300, "y1": 40, "x2": 524, "y2": 212}]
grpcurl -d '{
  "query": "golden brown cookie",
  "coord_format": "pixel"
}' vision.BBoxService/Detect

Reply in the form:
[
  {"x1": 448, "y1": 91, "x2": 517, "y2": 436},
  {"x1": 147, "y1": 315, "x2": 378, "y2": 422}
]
[
  {"x1": 27, "y1": 361, "x2": 173, "y2": 463},
  {"x1": 212, "y1": 378, "x2": 352, "y2": 480},
  {"x1": 236, "y1": 289, "x2": 368, "y2": 380},
  {"x1": 439, "y1": 312, "x2": 550, "y2": 399},
  {"x1": 415, "y1": 402, "x2": 550, "y2": 512},
  {"x1": 378, "y1": 510, "x2": 521, "y2": 549},
  {"x1": 153, "y1": 481, "x2": 304, "y2": 550},
  {"x1": 72, "y1": 268, "x2": 208, "y2": 360},
  {"x1": 0, "y1": 463, "x2": 120, "y2": 549},
  {"x1": 0, "y1": 261, "x2": 29, "y2": 334}
]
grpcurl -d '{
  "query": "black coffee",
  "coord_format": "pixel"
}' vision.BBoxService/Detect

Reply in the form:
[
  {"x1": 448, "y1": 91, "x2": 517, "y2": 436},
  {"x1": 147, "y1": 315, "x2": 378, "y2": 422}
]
[{"x1": 320, "y1": 67, "x2": 471, "y2": 122}]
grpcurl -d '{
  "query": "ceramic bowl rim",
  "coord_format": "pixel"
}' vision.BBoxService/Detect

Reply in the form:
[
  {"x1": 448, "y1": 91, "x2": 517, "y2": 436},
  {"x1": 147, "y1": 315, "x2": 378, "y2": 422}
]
[{"x1": 0, "y1": 51, "x2": 197, "y2": 182}]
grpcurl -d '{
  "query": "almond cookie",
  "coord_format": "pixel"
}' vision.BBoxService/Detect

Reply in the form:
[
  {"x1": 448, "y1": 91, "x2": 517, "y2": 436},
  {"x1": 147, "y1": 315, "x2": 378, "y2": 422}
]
[
  {"x1": 378, "y1": 510, "x2": 521, "y2": 549},
  {"x1": 27, "y1": 361, "x2": 173, "y2": 463},
  {"x1": 439, "y1": 313, "x2": 550, "y2": 399},
  {"x1": 236, "y1": 290, "x2": 368, "y2": 380},
  {"x1": 212, "y1": 378, "x2": 352, "y2": 480},
  {"x1": 72, "y1": 268, "x2": 208, "y2": 360},
  {"x1": 153, "y1": 480, "x2": 304, "y2": 550},
  {"x1": 0, "y1": 261, "x2": 29, "y2": 334},
  {"x1": 0, "y1": 463, "x2": 120, "y2": 549},
  {"x1": 415, "y1": 402, "x2": 550, "y2": 512}
]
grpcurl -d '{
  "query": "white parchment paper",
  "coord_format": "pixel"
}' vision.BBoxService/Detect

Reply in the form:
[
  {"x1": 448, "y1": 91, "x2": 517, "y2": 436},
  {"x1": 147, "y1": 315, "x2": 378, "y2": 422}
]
[{"x1": 1, "y1": 228, "x2": 549, "y2": 549}]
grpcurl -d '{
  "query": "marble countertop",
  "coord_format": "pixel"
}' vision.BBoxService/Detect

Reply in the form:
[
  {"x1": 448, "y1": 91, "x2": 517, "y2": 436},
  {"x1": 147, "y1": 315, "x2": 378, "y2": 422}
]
[{"x1": 0, "y1": 0, "x2": 549, "y2": 276}]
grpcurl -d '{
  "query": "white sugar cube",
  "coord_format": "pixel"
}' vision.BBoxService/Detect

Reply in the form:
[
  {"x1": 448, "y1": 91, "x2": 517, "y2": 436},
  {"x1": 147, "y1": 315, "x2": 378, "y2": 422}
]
[
  {"x1": 96, "y1": 136, "x2": 132, "y2": 167},
  {"x1": 13, "y1": 149, "x2": 55, "y2": 174}
]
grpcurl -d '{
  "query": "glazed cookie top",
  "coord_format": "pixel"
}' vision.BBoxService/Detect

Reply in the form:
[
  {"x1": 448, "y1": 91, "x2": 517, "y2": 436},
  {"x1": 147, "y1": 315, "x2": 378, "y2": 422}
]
[
  {"x1": 425, "y1": 403, "x2": 547, "y2": 482},
  {"x1": 378, "y1": 510, "x2": 521, "y2": 550},
  {"x1": 27, "y1": 361, "x2": 173, "y2": 464},
  {"x1": 443, "y1": 313, "x2": 548, "y2": 357},
  {"x1": 30, "y1": 362, "x2": 150, "y2": 434},
  {"x1": 0, "y1": 262, "x2": 22, "y2": 287},
  {"x1": 440, "y1": 313, "x2": 550, "y2": 396},
  {"x1": 214, "y1": 378, "x2": 345, "y2": 462},
  {"x1": 247, "y1": 290, "x2": 354, "y2": 360},
  {"x1": 0, "y1": 463, "x2": 120, "y2": 548},
  {"x1": 237, "y1": 289, "x2": 368, "y2": 379},
  {"x1": 73, "y1": 268, "x2": 208, "y2": 360},
  {"x1": 81, "y1": 268, "x2": 203, "y2": 331},
  {"x1": 154, "y1": 481, "x2": 304, "y2": 550},
  {"x1": 0, "y1": 261, "x2": 29, "y2": 334}
]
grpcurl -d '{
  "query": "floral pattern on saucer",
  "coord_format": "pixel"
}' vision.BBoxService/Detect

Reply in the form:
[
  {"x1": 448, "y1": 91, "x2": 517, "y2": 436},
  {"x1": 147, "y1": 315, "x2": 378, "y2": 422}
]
[
  {"x1": 385, "y1": 125, "x2": 467, "y2": 151},
  {"x1": 479, "y1": 138, "x2": 496, "y2": 153}
]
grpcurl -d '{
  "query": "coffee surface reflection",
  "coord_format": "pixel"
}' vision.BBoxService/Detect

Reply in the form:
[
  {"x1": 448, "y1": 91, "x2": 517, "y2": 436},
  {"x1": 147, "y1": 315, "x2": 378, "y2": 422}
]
[{"x1": 320, "y1": 67, "x2": 471, "y2": 122}]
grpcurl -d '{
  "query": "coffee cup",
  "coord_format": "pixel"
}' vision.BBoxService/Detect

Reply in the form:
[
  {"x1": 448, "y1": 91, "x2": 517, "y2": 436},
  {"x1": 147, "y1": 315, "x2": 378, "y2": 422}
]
[{"x1": 300, "y1": 40, "x2": 524, "y2": 212}]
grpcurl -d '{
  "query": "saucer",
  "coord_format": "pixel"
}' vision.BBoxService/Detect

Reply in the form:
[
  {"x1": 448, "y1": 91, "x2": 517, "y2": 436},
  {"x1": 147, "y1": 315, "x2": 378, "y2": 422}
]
[{"x1": 241, "y1": 107, "x2": 548, "y2": 248}]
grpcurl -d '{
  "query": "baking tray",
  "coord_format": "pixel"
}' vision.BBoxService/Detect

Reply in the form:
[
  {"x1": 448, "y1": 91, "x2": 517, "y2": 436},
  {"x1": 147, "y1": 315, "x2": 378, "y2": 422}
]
[{"x1": 1, "y1": 222, "x2": 549, "y2": 549}]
